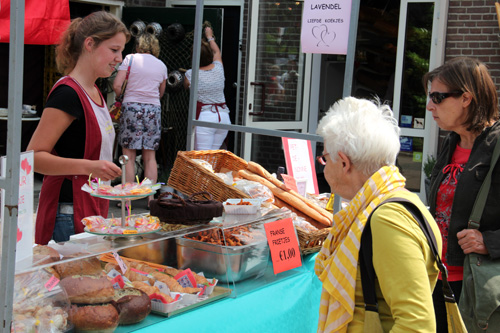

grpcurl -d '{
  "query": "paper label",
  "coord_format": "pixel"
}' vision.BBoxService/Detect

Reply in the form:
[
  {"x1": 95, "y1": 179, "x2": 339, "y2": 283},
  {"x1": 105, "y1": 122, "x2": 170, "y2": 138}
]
[
  {"x1": 154, "y1": 280, "x2": 170, "y2": 294},
  {"x1": 112, "y1": 251, "x2": 127, "y2": 274},
  {"x1": 281, "y1": 174, "x2": 298, "y2": 193},
  {"x1": 264, "y1": 217, "x2": 302, "y2": 274},
  {"x1": 111, "y1": 274, "x2": 125, "y2": 289},
  {"x1": 174, "y1": 268, "x2": 197, "y2": 288},
  {"x1": 44, "y1": 275, "x2": 60, "y2": 291}
]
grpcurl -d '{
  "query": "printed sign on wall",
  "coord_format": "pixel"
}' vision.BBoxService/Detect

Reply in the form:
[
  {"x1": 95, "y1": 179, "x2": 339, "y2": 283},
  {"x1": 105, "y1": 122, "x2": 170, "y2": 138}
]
[{"x1": 301, "y1": 0, "x2": 353, "y2": 54}]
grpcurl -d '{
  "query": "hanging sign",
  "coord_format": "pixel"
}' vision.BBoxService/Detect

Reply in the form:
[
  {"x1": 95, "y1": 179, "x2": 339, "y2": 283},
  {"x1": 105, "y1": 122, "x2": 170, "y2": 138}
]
[
  {"x1": 300, "y1": 0, "x2": 353, "y2": 54},
  {"x1": 282, "y1": 137, "x2": 319, "y2": 195},
  {"x1": 264, "y1": 218, "x2": 302, "y2": 274}
]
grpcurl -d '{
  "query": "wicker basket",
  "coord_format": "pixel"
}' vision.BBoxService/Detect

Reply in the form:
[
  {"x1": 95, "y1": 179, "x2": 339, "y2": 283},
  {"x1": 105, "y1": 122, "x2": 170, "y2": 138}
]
[
  {"x1": 296, "y1": 226, "x2": 331, "y2": 255},
  {"x1": 167, "y1": 150, "x2": 250, "y2": 202}
]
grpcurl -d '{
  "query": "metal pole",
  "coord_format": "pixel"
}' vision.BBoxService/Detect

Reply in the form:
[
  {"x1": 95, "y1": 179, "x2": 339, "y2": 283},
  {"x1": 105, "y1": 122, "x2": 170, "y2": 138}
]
[
  {"x1": 186, "y1": 0, "x2": 204, "y2": 150},
  {"x1": 0, "y1": 0, "x2": 25, "y2": 331},
  {"x1": 332, "y1": 0, "x2": 361, "y2": 214}
]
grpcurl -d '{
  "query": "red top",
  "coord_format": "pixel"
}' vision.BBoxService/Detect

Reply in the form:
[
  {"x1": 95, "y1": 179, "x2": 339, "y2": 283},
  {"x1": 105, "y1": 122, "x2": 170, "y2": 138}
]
[{"x1": 435, "y1": 144, "x2": 471, "y2": 281}]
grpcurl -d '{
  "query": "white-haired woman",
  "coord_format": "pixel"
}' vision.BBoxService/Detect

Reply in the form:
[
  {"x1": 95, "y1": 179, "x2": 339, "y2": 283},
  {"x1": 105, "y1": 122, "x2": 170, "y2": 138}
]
[{"x1": 314, "y1": 97, "x2": 442, "y2": 332}]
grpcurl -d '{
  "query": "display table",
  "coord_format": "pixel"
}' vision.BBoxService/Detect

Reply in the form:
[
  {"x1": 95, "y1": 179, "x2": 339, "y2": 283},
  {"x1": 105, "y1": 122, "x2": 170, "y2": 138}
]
[{"x1": 115, "y1": 253, "x2": 322, "y2": 333}]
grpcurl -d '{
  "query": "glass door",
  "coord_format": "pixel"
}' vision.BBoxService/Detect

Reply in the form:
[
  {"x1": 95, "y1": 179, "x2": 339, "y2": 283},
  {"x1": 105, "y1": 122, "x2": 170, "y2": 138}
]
[
  {"x1": 392, "y1": 0, "x2": 439, "y2": 201},
  {"x1": 242, "y1": 0, "x2": 311, "y2": 168}
]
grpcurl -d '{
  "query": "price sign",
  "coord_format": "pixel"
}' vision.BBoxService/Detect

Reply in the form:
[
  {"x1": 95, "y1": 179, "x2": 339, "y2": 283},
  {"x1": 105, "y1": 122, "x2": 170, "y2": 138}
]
[{"x1": 264, "y1": 217, "x2": 302, "y2": 274}]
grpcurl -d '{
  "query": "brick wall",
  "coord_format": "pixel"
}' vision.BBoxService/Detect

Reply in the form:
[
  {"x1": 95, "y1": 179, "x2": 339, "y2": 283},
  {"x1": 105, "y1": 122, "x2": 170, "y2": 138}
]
[{"x1": 446, "y1": 0, "x2": 500, "y2": 88}]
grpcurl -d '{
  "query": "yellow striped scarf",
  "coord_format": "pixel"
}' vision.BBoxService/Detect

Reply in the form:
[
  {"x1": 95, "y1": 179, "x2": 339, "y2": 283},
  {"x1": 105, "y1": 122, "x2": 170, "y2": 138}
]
[{"x1": 314, "y1": 165, "x2": 406, "y2": 332}]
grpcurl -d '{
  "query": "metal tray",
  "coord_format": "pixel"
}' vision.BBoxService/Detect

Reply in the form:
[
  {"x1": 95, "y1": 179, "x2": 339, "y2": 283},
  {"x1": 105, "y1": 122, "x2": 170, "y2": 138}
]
[
  {"x1": 176, "y1": 237, "x2": 270, "y2": 283},
  {"x1": 151, "y1": 286, "x2": 232, "y2": 317}
]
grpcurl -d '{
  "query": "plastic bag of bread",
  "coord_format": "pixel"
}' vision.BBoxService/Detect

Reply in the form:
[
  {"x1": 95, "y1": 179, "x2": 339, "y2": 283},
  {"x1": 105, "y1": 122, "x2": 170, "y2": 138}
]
[
  {"x1": 12, "y1": 270, "x2": 71, "y2": 332},
  {"x1": 234, "y1": 179, "x2": 274, "y2": 203},
  {"x1": 191, "y1": 159, "x2": 214, "y2": 172}
]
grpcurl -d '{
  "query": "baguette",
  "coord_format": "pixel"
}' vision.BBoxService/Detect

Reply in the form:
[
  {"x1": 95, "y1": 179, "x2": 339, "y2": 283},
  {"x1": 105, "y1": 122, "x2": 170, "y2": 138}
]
[
  {"x1": 238, "y1": 169, "x2": 332, "y2": 227},
  {"x1": 273, "y1": 196, "x2": 327, "y2": 230},
  {"x1": 247, "y1": 161, "x2": 333, "y2": 223}
]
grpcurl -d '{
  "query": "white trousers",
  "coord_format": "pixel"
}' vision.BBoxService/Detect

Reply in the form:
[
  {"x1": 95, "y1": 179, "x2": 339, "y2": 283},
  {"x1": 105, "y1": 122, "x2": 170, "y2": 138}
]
[{"x1": 195, "y1": 110, "x2": 231, "y2": 150}]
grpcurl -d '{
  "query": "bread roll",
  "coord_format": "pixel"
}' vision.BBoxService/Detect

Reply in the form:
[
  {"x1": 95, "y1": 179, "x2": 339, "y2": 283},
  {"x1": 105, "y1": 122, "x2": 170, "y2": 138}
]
[
  {"x1": 54, "y1": 256, "x2": 103, "y2": 278},
  {"x1": 68, "y1": 303, "x2": 119, "y2": 332},
  {"x1": 113, "y1": 288, "x2": 151, "y2": 325},
  {"x1": 60, "y1": 275, "x2": 115, "y2": 304}
]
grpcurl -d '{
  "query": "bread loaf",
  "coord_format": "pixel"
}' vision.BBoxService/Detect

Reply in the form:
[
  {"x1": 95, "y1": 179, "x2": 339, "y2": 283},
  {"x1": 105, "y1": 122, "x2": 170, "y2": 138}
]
[
  {"x1": 113, "y1": 288, "x2": 151, "y2": 325},
  {"x1": 59, "y1": 275, "x2": 115, "y2": 304},
  {"x1": 68, "y1": 303, "x2": 119, "y2": 332},
  {"x1": 54, "y1": 256, "x2": 103, "y2": 278}
]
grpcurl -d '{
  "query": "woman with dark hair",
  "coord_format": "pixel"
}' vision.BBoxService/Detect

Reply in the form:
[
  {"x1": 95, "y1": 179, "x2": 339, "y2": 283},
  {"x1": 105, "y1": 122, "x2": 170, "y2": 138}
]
[
  {"x1": 28, "y1": 11, "x2": 130, "y2": 244},
  {"x1": 113, "y1": 33, "x2": 167, "y2": 207},
  {"x1": 184, "y1": 27, "x2": 231, "y2": 150},
  {"x1": 423, "y1": 57, "x2": 500, "y2": 332}
]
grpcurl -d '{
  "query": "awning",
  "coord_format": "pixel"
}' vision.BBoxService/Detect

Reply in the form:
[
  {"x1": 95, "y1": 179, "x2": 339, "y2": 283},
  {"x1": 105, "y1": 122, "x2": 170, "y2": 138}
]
[{"x1": 0, "y1": 0, "x2": 70, "y2": 45}]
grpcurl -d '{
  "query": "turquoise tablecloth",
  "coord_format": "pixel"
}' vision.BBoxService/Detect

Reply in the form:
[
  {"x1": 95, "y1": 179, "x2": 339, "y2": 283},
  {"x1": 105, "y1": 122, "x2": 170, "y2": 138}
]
[{"x1": 117, "y1": 253, "x2": 322, "y2": 333}]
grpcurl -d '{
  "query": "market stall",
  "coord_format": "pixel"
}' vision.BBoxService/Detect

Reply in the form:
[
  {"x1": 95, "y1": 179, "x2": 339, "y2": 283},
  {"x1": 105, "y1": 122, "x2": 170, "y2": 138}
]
[{"x1": 11, "y1": 149, "x2": 330, "y2": 332}]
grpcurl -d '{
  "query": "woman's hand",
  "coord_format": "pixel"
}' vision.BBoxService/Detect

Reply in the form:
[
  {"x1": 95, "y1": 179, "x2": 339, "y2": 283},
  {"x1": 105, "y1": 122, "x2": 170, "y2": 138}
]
[
  {"x1": 205, "y1": 27, "x2": 214, "y2": 40},
  {"x1": 88, "y1": 160, "x2": 121, "y2": 182},
  {"x1": 457, "y1": 229, "x2": 488, "y2": 254}
]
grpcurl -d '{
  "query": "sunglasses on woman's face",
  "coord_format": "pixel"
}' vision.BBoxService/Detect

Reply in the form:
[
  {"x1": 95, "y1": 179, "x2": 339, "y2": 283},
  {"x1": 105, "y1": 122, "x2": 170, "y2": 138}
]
[{"x1": 428, "y1": 91, "x2": 463, "y2": 104}]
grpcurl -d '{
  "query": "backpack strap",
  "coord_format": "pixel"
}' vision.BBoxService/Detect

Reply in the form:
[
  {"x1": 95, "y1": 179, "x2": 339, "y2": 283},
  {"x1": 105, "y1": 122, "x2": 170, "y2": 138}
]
[{"x1": 360, "y1": 198, "x2": 458, "y2": 315}]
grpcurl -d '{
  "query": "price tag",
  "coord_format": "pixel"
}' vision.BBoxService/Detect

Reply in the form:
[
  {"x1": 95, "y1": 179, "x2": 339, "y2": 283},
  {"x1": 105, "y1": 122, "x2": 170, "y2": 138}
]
[
  {"x1": 281, "y1": 174, "x2": 298, "y2": 192},
  {"x1": 44, "y1": 275, "x2": 60, "y2": 291},
  {"x1": 264, "y1": 217, "x2": 302, "y2": 274},
  {"x1": 112, "y1": 251, "x2": 127, "y2": 274},
  {"x1": 111, "y1": 274, "x2": 125, "y2": 289},
  {"x1": 174, "y1": 269, "x2": 197, "y2": 288}
]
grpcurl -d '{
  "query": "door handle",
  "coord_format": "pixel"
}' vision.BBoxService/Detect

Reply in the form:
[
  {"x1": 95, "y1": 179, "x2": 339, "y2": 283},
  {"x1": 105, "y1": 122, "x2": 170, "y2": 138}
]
[{"x1": 249, "y1": 82, "x2": 266, "y2": 116}]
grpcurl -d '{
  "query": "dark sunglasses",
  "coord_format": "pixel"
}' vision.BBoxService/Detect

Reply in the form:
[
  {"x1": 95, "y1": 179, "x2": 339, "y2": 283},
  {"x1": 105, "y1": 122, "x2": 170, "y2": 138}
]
[{"x1": 428, "y1": 91, "x2": 463, "y2": 104}]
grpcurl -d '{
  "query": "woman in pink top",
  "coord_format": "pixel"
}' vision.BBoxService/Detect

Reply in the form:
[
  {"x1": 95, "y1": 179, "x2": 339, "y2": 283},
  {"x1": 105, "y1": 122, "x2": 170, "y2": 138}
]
[{"x1": 113, "y1": 34, "x2": 168, "y2": 206}]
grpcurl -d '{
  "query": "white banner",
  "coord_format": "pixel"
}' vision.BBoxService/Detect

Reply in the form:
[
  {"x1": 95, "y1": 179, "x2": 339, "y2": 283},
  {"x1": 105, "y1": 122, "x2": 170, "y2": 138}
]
[
  {"x1": 301, "y1": 0, "x2": 352, "y2": 54},
  {"x1": 1, "y1": 151, "x2": 34, "y2": 263}
]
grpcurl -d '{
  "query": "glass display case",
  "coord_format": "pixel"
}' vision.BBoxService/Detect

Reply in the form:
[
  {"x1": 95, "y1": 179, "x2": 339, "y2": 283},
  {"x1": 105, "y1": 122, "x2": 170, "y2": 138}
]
[{"x1": 12, "y1": 207, "x2": 305, "y2": 331}]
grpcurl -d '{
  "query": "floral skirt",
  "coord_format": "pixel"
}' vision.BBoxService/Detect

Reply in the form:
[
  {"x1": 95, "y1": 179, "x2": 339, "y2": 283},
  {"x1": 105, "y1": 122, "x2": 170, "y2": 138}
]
[{"x1": 119, "y1": 102, "x2": 161, "y2": 150}]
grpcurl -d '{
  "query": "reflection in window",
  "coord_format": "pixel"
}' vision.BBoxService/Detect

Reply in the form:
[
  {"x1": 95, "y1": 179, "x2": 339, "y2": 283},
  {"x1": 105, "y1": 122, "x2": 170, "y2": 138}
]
[{"x1": 398, "y1": 136, "x2": 423, "y2": 192}]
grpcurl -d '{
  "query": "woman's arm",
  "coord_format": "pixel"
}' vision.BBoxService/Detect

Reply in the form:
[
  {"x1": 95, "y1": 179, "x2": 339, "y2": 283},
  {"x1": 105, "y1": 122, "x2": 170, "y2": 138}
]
[
  {"x1": 159, "y1": 79, "x2": 166, "y2": 98},
  {"x1": 113, "y1": 70, "x2": 127, "y2": 96},
  {"x1": 27, "y1": 108, "x2": 121, "y2": 181},
  {"x1": 205, "y1": 27, "x2": 222, "y2": 63},
  {"x1": 371, "y1": 203, "x2": 439, "y2": 332}
]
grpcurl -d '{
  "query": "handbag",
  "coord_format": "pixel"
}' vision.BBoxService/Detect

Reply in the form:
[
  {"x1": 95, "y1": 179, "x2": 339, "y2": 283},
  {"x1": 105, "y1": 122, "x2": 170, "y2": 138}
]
[
  {"x1": 360, "y1": 198, "x2": 467, "y2": 333},
  {"x1": 149, "y1": 191, "x2": 223, "y2": 225},
  {"x1": 459, "y1": 138, "x2": 500, "y2": 332},
  {"x1": 109, "y1": 55, "x2": 134, "y2": 122}
]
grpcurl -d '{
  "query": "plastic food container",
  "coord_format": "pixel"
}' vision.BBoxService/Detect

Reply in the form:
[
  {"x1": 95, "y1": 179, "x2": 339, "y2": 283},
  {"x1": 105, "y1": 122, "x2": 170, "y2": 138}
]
[
  {"x1": 176, "y1": 237, "x2": 269, "y2": 283},
  {"x1": 223, "y1": 199, "x2": 261, "y2": 215}
]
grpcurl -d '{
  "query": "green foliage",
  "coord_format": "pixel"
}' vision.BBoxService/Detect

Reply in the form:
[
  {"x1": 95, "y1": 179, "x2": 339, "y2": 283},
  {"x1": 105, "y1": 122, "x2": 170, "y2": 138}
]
[{"x1": 423, "y1": 155, "x2": 436, "y2": 179}]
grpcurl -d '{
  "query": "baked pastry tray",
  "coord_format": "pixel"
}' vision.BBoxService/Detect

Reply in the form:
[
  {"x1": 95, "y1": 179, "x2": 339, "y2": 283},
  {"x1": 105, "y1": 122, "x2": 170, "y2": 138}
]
[{"x1": 151, "y1": 286, "x2": 232, "y2": 317}]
